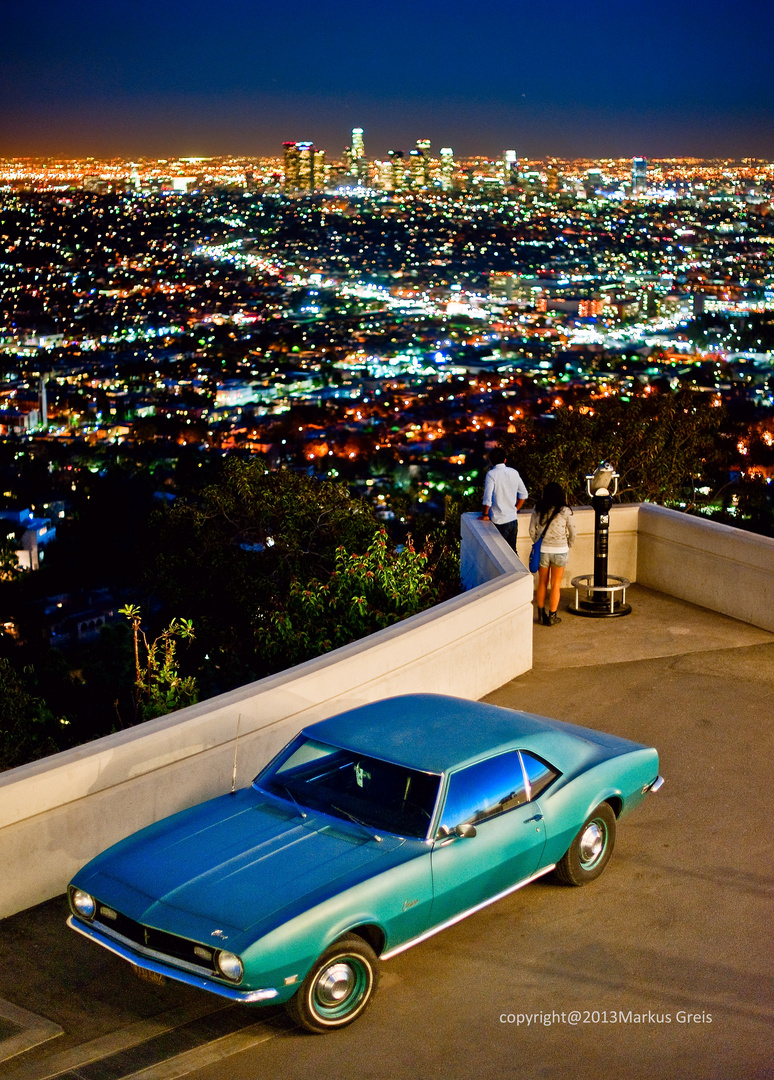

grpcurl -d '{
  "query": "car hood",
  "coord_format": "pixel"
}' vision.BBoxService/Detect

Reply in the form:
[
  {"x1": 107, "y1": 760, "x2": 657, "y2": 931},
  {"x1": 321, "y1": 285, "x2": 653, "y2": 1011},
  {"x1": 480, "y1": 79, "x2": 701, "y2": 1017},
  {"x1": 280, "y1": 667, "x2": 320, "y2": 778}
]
[{"x1": 74, "y1": 788, "x2": 408, "y2": 943}]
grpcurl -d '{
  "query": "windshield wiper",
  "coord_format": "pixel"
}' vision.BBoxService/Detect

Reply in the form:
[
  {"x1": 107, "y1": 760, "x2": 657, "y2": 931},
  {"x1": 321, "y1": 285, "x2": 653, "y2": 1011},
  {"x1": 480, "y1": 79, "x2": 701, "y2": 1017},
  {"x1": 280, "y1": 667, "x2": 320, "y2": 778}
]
[{"x1": 330, "y1": 804, "x2": 382, "y2": 843}]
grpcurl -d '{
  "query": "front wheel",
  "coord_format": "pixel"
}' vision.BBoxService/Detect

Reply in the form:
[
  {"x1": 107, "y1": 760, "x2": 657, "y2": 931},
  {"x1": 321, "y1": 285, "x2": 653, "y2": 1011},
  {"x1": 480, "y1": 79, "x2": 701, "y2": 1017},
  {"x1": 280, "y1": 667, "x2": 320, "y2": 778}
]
[
  {"x1": 286, "y1": 935, "x2": 380, "y2": 1033},
  {"x1": 555, "y1": 803, "x2": 616, "y2": 885}
]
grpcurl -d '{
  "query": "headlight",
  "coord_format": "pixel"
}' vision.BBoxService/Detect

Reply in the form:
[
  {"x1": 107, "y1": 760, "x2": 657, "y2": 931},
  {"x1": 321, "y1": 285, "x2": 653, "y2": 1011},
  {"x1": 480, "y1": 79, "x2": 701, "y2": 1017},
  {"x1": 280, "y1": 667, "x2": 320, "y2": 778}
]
[
  {"x1": 70, "y1": 889, "x2": 96, "y2": 920},
  {"x1": 215, "y1": 950, "x2": 243, "y2": 982}
]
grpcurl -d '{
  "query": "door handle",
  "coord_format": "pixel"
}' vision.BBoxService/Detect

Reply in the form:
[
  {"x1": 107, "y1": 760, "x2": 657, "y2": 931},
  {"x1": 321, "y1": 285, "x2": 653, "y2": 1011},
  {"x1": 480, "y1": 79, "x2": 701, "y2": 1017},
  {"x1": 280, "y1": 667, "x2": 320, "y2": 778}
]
[{"x1": 524, "y1": 814, "x2": 543, "y2": 822}]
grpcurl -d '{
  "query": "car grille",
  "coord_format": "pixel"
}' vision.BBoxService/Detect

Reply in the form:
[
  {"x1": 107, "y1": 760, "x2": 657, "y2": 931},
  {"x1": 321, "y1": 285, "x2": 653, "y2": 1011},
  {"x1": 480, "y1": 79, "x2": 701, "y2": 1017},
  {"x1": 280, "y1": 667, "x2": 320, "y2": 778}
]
[{"x1": 93, "y1": 902, "x2": 219, "y2": 976}]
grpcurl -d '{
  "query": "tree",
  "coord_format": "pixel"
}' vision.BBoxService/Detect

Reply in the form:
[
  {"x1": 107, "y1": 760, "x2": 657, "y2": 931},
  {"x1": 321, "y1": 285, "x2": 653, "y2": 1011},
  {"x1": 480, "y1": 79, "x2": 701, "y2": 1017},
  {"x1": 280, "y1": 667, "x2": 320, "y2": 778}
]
[
  {"x1": 504, "y1": 388, "x2": 726, "y2": 506},
  {"x1": 264, "y1": 530, "x2": 438, "y2": 669},
  {"x1": 0, "y1": 658, "x2": 59, "y2": 772},
  {"x1": 0, "y1": 535, "x2": 22, "y2": 582},
  {"x1": 120, "y1": 605, "x2": 199, "y2": 722},
  {"x1": 144, "y1": 458, "x2": 381, "y2": 689}
]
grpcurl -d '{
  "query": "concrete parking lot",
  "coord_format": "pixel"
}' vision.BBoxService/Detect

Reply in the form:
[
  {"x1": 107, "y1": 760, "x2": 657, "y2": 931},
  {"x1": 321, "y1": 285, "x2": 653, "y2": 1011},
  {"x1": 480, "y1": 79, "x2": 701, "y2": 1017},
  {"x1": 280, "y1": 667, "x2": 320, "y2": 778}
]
[{"x1": 1, "y1": 585, "x2": 773, "y2": 1080}]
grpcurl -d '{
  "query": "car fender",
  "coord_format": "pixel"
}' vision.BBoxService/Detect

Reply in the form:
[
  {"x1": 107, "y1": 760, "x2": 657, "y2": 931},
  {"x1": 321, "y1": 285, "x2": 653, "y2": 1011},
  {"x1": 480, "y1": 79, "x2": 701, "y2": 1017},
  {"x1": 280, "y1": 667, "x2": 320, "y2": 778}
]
[
  {"x1": 237, "y1": 839, "x2": 433, "y2": 996},
  {"x1": 540, "y1": 747, "x2": 658, "y2": 865}
]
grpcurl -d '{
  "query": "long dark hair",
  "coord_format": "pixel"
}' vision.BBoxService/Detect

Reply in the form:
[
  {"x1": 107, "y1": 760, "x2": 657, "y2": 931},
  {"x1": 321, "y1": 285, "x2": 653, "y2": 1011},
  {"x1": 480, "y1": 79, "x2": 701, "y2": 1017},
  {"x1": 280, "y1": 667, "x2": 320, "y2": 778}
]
[{"x1": 535, "y1": 482, "x2": 569, "y2": 522}]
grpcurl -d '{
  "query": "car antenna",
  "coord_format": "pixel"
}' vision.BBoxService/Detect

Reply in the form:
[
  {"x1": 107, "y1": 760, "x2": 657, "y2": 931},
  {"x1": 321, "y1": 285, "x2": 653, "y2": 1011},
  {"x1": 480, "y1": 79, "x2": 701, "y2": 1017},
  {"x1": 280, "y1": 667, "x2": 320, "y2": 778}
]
[{"x1": 230, "y1": 714, "x2": 242, "y2": 794}]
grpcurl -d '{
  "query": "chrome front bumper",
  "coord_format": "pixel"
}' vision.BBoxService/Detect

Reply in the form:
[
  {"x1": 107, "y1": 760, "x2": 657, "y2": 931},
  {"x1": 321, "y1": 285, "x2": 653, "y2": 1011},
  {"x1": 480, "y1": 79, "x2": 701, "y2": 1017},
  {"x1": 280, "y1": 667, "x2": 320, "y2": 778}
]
[{"x1": 67, "y1": 916, "x2": 278, "y2": 1004}]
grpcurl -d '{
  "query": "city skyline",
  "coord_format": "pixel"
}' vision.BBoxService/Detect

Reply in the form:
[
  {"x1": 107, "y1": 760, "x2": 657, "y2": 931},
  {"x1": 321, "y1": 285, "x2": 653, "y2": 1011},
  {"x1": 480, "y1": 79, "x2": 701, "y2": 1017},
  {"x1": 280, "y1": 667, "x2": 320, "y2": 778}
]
[{"x1": 3, "y1": 0, "x2": 774, "y2": 160}]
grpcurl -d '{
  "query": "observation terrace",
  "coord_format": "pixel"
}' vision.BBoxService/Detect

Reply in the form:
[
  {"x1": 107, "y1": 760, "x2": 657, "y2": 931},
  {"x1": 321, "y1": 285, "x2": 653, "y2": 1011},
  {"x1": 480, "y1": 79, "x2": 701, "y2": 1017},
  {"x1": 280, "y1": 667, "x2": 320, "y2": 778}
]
[
  {"x1": 0, "y1": 502, "x2": 772, "y2": 920},
  {"x1": 0, "y1": 504, "x2": 772, "y2": 1078}
]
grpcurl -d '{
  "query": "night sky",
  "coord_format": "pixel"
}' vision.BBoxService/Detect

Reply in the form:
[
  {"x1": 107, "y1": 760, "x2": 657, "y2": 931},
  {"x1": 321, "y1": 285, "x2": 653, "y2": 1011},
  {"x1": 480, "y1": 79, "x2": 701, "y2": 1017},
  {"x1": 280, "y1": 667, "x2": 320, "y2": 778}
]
[{"x1": 2, "y1": 0, "x2": 774, "y2": 160}]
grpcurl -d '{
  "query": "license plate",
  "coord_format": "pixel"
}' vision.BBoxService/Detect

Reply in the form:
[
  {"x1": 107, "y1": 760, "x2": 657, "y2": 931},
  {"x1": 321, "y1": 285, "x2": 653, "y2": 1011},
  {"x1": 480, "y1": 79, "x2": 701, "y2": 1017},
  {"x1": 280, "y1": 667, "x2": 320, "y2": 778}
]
[{"x1": 132, "y1": 964, "x2": 167, "y2": 987}]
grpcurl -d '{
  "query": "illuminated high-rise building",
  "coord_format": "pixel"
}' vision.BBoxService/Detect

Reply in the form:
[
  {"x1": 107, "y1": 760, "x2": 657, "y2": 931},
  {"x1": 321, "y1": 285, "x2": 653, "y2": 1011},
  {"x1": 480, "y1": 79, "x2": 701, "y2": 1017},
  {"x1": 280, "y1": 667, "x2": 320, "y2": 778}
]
[
  {"x1": 283, "y1": 142, "x2": 300, "y2": 191},
  {"x1": 283, "y1": 141, "x2": 318, "y2": 193},
  {"x1": 296, "y1": 142, "x2": 314, "y2": 191},
  {"x1": 388, "y1": 150, "x2": 405, "y2": 190},
  {"x1": 416, "y1": 139, "x2": 431, "y2": 188},
  {"x1": 409, "y1": 140, "x2": 431, "y2": 190},
  {"x1": 439, "y1": 147, "x2": 455, "y2": 191},
  {"x1": 584, "y1": 168, "x2": 603, "y2": 197},
  {"x1": 409, "y1": 149, "x2": 424, "y2": 190},
  {"x1": 503, "y1": 149, "x2": 518, "y2": 189},
  {"x1": 376, "y1": 159, "x2": 394, "y2": 191},
  {"x1": 314, "y1": 149, "x2": 326, "y2": 189},
  {"x1": 632, "y1": 157, "x2": 647, "y2": 196},
  {"x1": 345, "y1": 127, "x2": 366, "y2": 181}
]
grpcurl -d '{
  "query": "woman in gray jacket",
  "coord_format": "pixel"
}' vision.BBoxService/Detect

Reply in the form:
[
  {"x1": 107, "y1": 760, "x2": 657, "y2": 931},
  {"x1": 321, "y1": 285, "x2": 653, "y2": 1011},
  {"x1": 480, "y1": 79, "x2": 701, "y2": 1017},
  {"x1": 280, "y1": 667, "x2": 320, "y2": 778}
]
[{"x1": 529, "y1": 482, "x2": 576, "y2": 626}]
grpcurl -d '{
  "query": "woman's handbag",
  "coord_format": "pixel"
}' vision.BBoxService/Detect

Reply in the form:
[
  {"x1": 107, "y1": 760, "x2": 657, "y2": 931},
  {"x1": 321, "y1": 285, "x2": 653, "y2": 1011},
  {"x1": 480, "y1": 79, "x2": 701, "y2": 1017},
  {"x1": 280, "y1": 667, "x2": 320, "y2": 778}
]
[
  {"x1": 528, "y1": 536, "x2": 543, "y2": 573},
  {"x1": 528, "y1": 507, "x2": 561, "y2": 573}
]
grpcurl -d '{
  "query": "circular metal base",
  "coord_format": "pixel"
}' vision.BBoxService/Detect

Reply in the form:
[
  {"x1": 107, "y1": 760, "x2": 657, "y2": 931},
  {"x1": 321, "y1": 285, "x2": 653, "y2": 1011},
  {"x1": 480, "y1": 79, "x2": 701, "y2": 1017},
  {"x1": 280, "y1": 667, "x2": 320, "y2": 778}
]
[
  {"x1": 567, "y1": 600, "x2": 632, "y2": 618},
  {"x1": 568, "y1": 573, "x2": 632, "y2": 618}
]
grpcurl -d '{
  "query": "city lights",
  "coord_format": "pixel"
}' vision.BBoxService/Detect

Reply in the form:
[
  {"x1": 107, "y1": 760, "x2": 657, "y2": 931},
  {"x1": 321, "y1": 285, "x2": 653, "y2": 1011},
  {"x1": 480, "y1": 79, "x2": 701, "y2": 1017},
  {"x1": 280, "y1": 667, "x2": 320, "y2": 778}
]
[{"x1": 1, "y1": 145, "x2": 773, "y2": 526}]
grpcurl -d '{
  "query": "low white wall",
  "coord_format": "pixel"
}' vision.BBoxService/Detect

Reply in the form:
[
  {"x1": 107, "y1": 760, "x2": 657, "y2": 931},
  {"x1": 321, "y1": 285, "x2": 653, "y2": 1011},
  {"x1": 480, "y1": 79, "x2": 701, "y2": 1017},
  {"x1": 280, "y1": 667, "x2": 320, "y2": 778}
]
[
  {"x1": 0, "y1": 526, "x2": 534, "y2": 919},
  {"x1": 637, "y1": 503, "x2": 774, "y2": 632},
  {"x1": 514, "y1": 503, "x2": 640, "y2": 586},
  {"x1": 461, "y1": 510, "x2": 530, "y2": 589}
]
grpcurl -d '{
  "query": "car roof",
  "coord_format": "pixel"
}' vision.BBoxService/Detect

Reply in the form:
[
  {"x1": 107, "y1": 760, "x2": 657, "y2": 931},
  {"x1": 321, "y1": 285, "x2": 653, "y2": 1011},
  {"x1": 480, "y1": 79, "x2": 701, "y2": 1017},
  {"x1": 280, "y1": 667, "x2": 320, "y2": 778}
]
[{"x1": 304, "y1": 694, "x2": 646, "y2": 775}]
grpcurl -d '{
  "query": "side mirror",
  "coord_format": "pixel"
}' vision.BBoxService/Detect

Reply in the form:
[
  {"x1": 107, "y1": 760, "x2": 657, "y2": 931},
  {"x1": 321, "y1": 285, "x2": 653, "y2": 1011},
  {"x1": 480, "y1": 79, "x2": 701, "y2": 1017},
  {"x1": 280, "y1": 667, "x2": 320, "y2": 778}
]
[{"x1": 455, "y1": 822, "x2": 477, "y2": 839}]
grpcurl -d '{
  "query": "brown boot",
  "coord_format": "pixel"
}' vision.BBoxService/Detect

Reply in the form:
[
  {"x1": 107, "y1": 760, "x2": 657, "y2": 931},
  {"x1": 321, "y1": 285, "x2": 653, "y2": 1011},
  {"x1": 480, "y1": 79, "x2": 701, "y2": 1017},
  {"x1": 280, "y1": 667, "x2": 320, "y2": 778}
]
[{"x1": 547, "y1": 610, "x2": 562, "y2": 626}]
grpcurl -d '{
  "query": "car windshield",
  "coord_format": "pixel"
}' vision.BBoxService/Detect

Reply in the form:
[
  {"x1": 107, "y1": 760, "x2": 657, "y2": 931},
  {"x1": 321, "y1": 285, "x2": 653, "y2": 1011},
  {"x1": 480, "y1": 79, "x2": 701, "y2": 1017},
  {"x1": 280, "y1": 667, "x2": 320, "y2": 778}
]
[{"x1": 255, "y1": 736, "x2": 441, "y2": 839}]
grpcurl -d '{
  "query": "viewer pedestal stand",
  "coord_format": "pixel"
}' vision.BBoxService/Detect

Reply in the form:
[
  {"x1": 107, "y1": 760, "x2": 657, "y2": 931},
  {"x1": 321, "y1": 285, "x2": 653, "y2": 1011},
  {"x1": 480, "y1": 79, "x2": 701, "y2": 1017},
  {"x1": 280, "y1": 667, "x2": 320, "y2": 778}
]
[{"x1": 567, "y1": 463, "x2": 632, "y2": 619}]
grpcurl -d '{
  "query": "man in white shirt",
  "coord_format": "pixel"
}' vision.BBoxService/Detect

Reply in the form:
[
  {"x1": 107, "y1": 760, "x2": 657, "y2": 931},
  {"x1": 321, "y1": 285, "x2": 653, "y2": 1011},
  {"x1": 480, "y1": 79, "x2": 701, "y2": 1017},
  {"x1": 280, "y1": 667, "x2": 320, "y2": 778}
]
[{"x1": 480, "y1": 447, "x2": 528, "y2": 551}]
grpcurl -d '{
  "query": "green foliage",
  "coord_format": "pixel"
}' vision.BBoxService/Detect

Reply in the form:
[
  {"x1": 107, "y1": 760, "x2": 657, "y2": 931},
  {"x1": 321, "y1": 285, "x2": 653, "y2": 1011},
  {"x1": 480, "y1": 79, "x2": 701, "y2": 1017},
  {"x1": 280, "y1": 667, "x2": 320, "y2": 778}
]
[
  {"x1": 264, "y1": 529, "x2": 438, "y2": 668},
  {"x1": 408, "y1": 494, "x2": 470, "y2": 603},
  {"x1": 120, "y1": 604, "x2": 198, "y2": 722},
  {"x1": 76, "y1": 622, "x2": 136, "y2": 732},
  {"x1": 0, "y1": 658, "x2": 59, "y2": 772},
  {"x1": 0, "y1": 535, "x2": 22, "y2": 582},
  {"x1": 714, "y1": 475, "x2": 774, "y2": 537},
  {"x1": 145, "y1": 458, "x2": 381, "y2": 688},
  {"x1": 504, "y1": 388, "x2": 726, "y2": 506}
]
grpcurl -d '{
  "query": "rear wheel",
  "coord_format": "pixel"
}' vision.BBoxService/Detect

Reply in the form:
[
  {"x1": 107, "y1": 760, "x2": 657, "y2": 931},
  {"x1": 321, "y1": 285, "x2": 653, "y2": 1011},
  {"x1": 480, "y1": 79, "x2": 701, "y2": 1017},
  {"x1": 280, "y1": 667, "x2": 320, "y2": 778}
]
[
  {"x1": 555, "y1": 803, "x2": 616, "y2": 885},
  {"x1": 286, "y1": 935, "x2": 379, "y2": 1033}
]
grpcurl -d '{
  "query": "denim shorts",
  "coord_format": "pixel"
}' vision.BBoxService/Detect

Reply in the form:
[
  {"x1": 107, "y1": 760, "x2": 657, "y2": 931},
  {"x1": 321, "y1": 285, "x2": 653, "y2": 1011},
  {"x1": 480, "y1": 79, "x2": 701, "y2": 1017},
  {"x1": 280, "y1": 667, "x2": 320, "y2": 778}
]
[{"x1": 539, "y1": 550, "x2": 569, "y2": 568}]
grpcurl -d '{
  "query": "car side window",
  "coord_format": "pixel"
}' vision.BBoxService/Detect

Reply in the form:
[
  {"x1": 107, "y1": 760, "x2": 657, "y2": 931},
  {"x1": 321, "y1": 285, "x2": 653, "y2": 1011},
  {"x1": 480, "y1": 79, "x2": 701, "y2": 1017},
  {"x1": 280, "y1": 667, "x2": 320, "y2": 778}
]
[
  {"x1": 520, "y1": 751, "x2": 560, "y2": 800},
  {"x1": 438, "y1": 751, "x2": 527, "y2": 834}
]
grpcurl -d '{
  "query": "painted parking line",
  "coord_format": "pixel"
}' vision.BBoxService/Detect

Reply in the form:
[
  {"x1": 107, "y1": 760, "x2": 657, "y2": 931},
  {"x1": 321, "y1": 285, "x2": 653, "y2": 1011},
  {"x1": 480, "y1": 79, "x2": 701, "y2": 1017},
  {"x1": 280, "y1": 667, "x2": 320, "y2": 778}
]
[
  {"x1": 0, "y1": 998, "x2": 63, "y2": 1066},
  {"x1": 1, "y1": 1000, "x2": 227, "y2": 1080},
  {"x1": 110, "y1": 1017, "x2": 288, "y2": 1080}
]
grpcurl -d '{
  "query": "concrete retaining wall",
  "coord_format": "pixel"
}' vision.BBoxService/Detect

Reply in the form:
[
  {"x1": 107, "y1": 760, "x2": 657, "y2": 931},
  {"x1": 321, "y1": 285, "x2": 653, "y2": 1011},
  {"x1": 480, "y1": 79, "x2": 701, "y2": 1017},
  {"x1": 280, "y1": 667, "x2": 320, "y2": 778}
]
[
  {"x1": 0, "y1": 525, "x2": 534, "y2": 919},
  {"x1": 637, "y1": 503, "x2": 774, "y2": 632}
]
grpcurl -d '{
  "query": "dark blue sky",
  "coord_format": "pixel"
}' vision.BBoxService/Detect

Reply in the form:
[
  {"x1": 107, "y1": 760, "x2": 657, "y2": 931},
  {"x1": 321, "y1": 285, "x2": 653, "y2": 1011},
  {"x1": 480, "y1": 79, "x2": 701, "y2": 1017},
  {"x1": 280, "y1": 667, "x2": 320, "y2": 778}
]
[{"x1": 2, "y1": 0, "x2": 773, "y2": 159}]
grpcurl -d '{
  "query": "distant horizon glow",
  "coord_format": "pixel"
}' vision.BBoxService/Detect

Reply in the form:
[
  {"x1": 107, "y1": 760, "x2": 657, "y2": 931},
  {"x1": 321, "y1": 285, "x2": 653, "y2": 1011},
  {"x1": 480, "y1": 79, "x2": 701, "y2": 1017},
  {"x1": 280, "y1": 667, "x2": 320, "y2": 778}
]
[{"x1": 2, "y1": 105, "x2": 773, "y2": 162}]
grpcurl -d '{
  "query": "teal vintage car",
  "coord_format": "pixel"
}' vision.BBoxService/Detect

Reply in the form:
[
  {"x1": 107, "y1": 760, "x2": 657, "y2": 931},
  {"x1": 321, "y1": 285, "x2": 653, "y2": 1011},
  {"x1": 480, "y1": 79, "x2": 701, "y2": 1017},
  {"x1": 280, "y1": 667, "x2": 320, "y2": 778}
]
[{"x1": 67, "y1": 694, "x2": 662, "y2": 1032}]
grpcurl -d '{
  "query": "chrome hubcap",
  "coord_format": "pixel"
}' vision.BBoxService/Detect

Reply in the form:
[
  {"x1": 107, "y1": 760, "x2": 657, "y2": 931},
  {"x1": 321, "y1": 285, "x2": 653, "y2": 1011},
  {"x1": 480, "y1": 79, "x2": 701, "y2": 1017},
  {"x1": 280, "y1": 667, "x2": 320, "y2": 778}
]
[
  {"x1": 580, "y1": 821, "x2": 604, "y2": 866},
  {"x1": 315, "y1": 962, "x2": 356, "y2": 1007}
]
